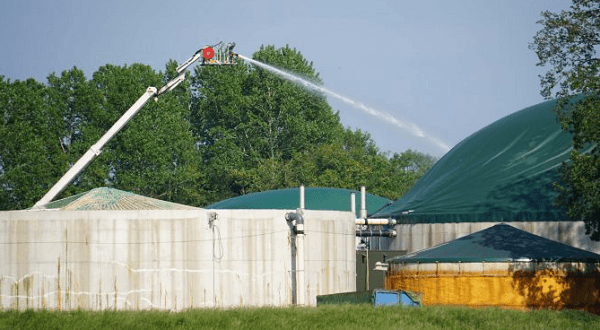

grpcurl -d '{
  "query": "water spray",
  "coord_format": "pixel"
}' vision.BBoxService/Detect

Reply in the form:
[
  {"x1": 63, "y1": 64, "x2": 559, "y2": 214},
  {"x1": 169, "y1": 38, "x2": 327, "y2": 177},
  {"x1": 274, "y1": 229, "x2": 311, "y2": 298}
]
[{"x1": 237, "y1": 54, "x2": 450, "y2": 153}]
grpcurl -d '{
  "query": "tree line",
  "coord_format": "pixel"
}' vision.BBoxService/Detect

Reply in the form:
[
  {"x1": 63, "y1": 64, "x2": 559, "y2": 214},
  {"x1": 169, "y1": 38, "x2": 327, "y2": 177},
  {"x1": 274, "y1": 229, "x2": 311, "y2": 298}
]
[
  {"x1": 0, "y1": 45, "x2": 436, "y2": 210},
  {"x1": 530, "y1": 0, "x2": 600, "y2": 240}
]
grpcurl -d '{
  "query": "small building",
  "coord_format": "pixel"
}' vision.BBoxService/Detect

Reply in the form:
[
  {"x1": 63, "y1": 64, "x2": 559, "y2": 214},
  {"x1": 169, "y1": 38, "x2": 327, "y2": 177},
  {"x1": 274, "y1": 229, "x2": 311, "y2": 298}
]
[{"x1": 386, "y1": 224, "x2": 600, "y2": 313}]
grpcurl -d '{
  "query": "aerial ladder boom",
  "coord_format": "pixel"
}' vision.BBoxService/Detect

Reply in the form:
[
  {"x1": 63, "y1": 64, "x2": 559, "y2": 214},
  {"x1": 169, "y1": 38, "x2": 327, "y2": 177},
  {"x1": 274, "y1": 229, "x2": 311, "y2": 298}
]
[{"x1": 33, "y1": 42, "x2": 236, "y2": 209}]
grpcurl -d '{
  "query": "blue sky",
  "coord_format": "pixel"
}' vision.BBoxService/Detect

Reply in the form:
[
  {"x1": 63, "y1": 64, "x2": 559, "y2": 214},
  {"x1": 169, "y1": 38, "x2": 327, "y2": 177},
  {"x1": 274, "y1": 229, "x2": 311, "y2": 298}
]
[{"x1": 0, "y1": 0, "x2": 570, "y2": 157}]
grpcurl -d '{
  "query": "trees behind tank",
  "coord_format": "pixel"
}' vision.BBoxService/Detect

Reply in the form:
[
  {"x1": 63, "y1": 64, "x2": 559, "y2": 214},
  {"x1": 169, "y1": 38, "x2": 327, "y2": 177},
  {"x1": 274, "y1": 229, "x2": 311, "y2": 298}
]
[
  {"x1": 0, "y1": 77, "x2": 70, "y2": 210},
  {"x1": 0, "y1": 63, "x2": 205, "y2": 209},
  {"x1": 0, "y1": 45, "x2": 436, "y2": 210},
  {"x1": 191, "y1": 45, "x2": 435, "y2": 202},
  {"x1": 530, "y1": 0, "x2": 600, "y2": 240}
]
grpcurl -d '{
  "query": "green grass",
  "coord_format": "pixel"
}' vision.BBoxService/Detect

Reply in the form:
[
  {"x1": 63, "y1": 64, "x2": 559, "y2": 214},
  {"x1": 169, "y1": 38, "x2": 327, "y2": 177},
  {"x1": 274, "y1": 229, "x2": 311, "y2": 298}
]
[{"x1": 0, "y1": 305, "x2": 598, "y2": 330}]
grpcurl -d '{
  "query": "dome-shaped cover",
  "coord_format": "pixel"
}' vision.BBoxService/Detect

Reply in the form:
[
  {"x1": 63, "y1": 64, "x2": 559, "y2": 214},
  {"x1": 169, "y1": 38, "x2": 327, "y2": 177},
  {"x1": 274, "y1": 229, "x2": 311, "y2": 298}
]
[
  {"x1": 389, "y1": 224, "x2": 600, "y2": 263},
  {"x1": 207, "y1": 187, "x2": 391, "y2": 218},
  {"x1": 41, "y1": 187, "x2": 200, "y2": 210},
  {"x1": 371, "y1": 99, "x2": 589, "y2": 222}
]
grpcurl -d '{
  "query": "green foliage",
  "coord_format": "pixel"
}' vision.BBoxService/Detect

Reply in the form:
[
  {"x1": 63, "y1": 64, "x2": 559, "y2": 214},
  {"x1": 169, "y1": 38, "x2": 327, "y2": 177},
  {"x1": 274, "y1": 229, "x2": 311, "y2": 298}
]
[
  {"x1": 0, "y1": 62, "x2": 205, "y2": 209},
  {"x1": 88, "y1": 63, "x2": 205, "y2": 205},
  {"x1": 530, "y1": 0, "x2": 600, "y2": 240},
  {"x1": 1, "y1": 44, "x2": 436, "y2": 210},
  {"x1": 0, "y1": 76, "x2": 69, "y2": 209},
  {"x1": 191, "y1": 45, "x2": 344, "y2": 199},
  {"x1": 191, "y1": 45, "x2": 434, "y2": 203},
  {"x1": 281, "y1": 130, "x2": 435, "y2": 201},
  {"x1": 0, "y1": 306, "x2": 598, "y2": 330}
]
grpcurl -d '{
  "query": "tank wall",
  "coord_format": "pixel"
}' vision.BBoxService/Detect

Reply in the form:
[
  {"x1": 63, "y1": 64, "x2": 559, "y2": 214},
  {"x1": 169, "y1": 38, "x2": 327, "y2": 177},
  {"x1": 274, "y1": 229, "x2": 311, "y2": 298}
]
[
  {"x1": 385, "y1": 222, "x2": 600, "y2": 254},
  {"x1": 302, "y1": 210, "x2": 357, "y2": 306},
  {"x1": 0, "y1": 209, "x2": 355, "y2": 310},
  {"x1": 386, "y1": 262, "x2": 600, "y2": 313}
]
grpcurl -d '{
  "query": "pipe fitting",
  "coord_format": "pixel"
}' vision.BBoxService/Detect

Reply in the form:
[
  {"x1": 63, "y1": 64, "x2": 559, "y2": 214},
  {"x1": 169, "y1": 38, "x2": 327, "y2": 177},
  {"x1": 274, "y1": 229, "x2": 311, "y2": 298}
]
[
  {"x1": 285, "y1": 209, "x2": 304, "y2": 225},
  {"x1": 285, "y1": 209, "x2": 304, "y2": 234}
]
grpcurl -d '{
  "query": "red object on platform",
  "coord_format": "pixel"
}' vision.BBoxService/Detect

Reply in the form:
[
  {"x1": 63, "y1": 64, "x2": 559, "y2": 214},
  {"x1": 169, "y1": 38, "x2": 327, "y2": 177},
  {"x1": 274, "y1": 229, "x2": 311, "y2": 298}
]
[{"x1": 202, "y1": 47, "x2": 214, "y2": 60}]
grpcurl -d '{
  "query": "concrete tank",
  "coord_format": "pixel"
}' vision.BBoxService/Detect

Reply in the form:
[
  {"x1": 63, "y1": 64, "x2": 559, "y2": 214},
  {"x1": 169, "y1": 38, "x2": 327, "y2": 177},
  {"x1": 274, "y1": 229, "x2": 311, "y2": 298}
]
[{"x1": 0, "y1": 208, "x2": 355, "y2": 310}]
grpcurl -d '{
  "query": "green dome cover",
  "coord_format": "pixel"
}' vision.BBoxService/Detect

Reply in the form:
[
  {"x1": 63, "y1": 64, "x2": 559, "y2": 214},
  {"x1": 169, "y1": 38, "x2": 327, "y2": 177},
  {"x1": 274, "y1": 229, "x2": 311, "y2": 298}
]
[
  {"x1": 388, "y1": 224, "x2": 600, "y2": 263},
  {"x1": 371, "y1": 99, "x2": 591, "y2": 222},
  {"x1": 207, "y1": 187, "x2": 391, "y2": 218}
]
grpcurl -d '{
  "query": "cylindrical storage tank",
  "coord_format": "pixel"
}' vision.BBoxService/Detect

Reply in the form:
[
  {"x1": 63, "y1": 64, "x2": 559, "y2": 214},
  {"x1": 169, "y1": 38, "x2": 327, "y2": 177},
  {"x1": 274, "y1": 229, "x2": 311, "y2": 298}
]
[
  {"x1": 0, "y1": 187, "x2": 357, "y2": 310},
  {"x1": 385, "y1": 224, "x2": 600, "y2": 314}
]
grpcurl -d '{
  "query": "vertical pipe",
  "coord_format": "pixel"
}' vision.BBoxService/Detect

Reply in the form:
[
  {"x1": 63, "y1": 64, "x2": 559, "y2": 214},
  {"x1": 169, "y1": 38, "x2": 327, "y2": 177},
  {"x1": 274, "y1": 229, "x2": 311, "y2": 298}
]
[
  {"x1": 350, "y1": 192, "x2": 356, "y2": 216},
  {"x1": 361, "y1": 186, "x2": 369, "y2": 270},
  {"x1": 360, "y1": 186, "x2": 367, "y2": 219},
  {"x1": 296, "y1": 222, "x2": 305, "y2": 306},
  {"x1": 299, "y1": 185, "x2": 305, "y2": 210},
  {"x1": 297, "y1": 185, "x2": 306, "y2": 305},
  {"x1": 365, "y1": 250, "x2": 369, "y2": 291}
]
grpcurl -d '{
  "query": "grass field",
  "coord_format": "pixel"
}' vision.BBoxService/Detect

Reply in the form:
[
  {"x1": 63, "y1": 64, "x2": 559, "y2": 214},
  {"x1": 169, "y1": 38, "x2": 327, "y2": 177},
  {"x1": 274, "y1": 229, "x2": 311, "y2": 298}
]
[{"x1": 1, "y1": 305, "x2": 598, "y2": 330}]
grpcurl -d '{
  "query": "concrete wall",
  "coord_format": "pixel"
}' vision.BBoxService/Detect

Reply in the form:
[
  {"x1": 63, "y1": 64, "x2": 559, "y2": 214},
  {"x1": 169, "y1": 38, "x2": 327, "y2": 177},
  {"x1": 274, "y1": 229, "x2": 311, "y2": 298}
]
[
  {"x1": 0, "y1": 209, "x2": 355, "y2": 310},
  {"x1": 384, "y1": 222, "x2": 600, "y2": 254}
]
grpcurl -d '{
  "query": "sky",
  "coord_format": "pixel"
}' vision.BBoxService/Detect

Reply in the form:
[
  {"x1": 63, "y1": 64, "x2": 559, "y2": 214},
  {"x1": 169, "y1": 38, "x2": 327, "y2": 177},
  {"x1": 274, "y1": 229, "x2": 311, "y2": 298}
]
[{"x1": 0, "y1": 0, "x2": 572, "y2": 157}]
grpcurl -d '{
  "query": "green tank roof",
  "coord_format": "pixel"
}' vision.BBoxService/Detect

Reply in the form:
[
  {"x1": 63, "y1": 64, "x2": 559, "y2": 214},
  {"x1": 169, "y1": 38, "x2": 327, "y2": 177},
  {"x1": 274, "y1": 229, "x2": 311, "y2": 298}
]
[
  {"x1": 41, "y1": 187, "x2": 200, "y2": 210},
  {"x1": 389, "y1": 224, "x2": 600, "y2": 263},
  {"x1": 371, "y1": 99, "x2": 592, "y2": 222},
  {"x1": 206, "y1": 187, "x2": 392, "y2": 218}
]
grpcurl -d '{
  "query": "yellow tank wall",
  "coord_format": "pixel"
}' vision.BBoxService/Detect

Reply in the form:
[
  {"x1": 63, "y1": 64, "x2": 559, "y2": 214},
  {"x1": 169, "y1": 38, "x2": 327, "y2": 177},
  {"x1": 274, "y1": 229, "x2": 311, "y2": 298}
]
[{"x1": 386, "y1": 265, "x2": 600, "y2": 314}]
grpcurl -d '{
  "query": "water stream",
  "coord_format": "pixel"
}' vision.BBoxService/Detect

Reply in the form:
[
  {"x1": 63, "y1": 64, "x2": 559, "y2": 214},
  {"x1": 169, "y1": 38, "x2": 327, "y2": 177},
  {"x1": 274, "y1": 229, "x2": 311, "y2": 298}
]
[{"x1": 238, "y1": 54, "x2": 451, "y2": 153}]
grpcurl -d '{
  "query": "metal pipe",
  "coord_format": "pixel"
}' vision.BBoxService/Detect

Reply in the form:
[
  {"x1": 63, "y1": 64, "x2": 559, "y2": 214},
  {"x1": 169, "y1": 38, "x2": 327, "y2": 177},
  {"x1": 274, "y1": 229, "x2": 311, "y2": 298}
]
[
  {"x1": 296, "y1": 220, "x2": 305, "y2": 306},
  {"x1": 285, "y1": 209, "x2": 306, "y2": 306},
  {"x1": 359, "y1": 186, "x2": 367, "y2": 219},
  {"x1": 299, "y1": 185, "x2": 305, "y2": 210},
  {"x1": 356, "y1": 229, "x2": 397, "y2": 237},
  {"x1": 355, "y1": 218, "x2": 397, "y2": 225},
  {"x1": 350, "y1": 192, "x2": 356, "y2": 215}
]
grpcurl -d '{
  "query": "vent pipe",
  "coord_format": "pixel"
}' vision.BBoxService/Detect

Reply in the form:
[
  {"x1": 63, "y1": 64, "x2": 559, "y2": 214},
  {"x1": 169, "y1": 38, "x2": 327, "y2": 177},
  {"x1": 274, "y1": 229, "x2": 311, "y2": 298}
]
[
  {"x1": 299, "y1": 184, "x2": 305, "y2": 210},
  {"x1": 359, "y1": 186, "x2": 367, "y2": 219}
]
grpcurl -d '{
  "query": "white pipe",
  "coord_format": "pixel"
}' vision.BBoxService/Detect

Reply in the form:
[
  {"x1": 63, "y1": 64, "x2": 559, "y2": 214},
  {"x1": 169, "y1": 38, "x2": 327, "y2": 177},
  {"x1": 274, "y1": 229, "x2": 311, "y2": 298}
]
[
  {"x1": 355, "y1": 218, "x2": 397, "y2": 225},
  {"x1": 299, "y1": 185, "x2": 305, "y2": 210},
  {"x1": 285, "y1": 209, "x2": 306, "y2": 306},
  {"x1": 296, "y1": 221, "x2": 305, "y2": 306},
  {"x1": 359, "y1": 186, "x2": 367, "y2": 219},
  {"x1": 350, "y1": 192, "x2": 356, "y2": 215}
]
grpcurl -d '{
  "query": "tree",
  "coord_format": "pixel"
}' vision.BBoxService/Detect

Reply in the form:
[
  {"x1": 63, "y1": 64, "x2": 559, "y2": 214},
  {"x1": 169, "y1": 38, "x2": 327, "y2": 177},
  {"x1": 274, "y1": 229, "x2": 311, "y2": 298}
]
[
  {"x1": 0, "y1": 61, "x2": 206, "y2": 209},
  {"x1": 530, "y1": 0, "x2": 600, "y2": 240},
  {"x1": 0, "y1": 76, "x2": 70, "y2": 209},
  {"x1": 189, "y1": 44, "x2": 439, "y2": 204},
  {"x1": 1, "y1": 44, "x2": 437, "y2": 210},
  {"x1": 84, "y1": 62, "x2": 205, "y2": 205},
  {"x1": 44, "y1": 67, "x2": 105, "y2": 197},
  {"x1": 191, "y1": 45, "x2": 345, "y2": 200}
]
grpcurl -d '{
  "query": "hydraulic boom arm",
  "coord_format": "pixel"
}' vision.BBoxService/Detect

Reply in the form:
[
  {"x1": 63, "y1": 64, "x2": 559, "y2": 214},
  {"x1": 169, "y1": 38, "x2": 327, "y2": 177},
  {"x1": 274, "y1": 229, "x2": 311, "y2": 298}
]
[{"x1": 33, "y1": 42, "x2": 237, "y2": 209}]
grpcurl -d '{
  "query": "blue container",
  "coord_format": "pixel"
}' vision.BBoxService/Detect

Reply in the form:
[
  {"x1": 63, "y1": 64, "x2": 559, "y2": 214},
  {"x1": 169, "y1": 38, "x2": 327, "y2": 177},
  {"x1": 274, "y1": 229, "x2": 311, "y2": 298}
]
[{"x1": 373, "y1": 289, "x2": 421, "y2": 307}]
